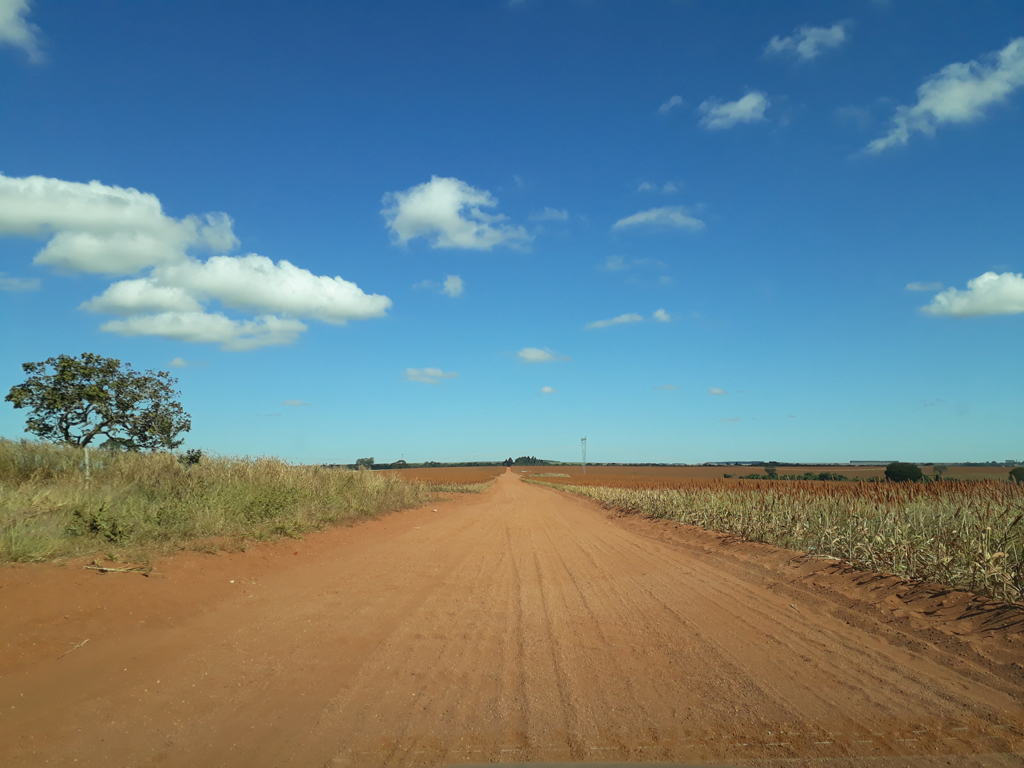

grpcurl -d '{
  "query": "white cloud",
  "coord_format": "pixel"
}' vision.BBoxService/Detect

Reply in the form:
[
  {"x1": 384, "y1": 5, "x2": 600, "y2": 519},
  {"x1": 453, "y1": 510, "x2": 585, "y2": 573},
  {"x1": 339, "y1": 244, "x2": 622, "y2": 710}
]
[
  {"x1": 518, "y1": 347, "x2": 568, "y2": 363},
  {"x1": 719, "y1": 417, "x2": 741, "y2": 423},
  {"x1": 867, "y1": 37, "x2": 1024, "y2": 154},
  {"x1": 540, "y1": 386, "x2": 557, "y2": 394},
  {"x1": 658, "y1": 95, "x2": 684, "y2": 114},
  {"x1": 442, "y1": 274, "x2": 464, "y2": 297},
  {"x1": 0, "y1": 272, "x2": 40, "y2": 291},
  {"x1": 81, "y1": 279, "x2": 203, "y2": 314},
  {"x1": 100, "y1": 312, "x2": 307, "y2": 351},
  {"x1": 0, "y1": 0, "x2": 42, "y2": 62},
  {"x1": 765, "y1": 22, "x2": 847, "y2": 61},
  {"x1": 639, "y1": 181, "x2": 678, "y2": 193},
  {"x1": 699, "y1": 92, "x2": 770, "y2": 130},
  {"x1": 528, "y1": 207, "x2": 569, "y2": 222},
  {"x1": 653, "y1": 385, "x2": 679, "y2": 391},
  {"x1": 403, "y1": 367, "x2": 458, "y2": 384},
  {"x1": 0, "y1": 173, "x2": 238, "y2": 275},
  {"x1": 585, "y1": 313, "x2": 643, "y2": 330},
  {"x1": 603, "y1": 255, "x2": 627, "y2": 271},
  {"x1": 381, "y1": 176, "x2": 531, "y2": 250},
  {"x1": 653, "y1": 308, "x2": 670, "y2": 322},
  {"x1": 282, "y1": 399, "x2": 309, "y2": 406},
  {"x1": 82, "y1": 255, "x2": 392, "y2": 342},
  {"x1": 921, "y1": 271, "x2": 1024, "y2": 317},
  {"x1": 169, "y1": 357, "x2": 188, "y2": 368},
  {"x1": 412, "y1": 279, "x2": 438, "y2": 290},
  {"x1": 906, "y1": 281, "x2": 943, "y2": 291},
  {"x1": 613, "y1": 206, "x2": 705, "y2": 231},
  {"x1": 708, "y1": 387, "x2": 728, "y2": 396},
  {"x1": 1, "y1": 172, "x2": 392, "y2": 349}
]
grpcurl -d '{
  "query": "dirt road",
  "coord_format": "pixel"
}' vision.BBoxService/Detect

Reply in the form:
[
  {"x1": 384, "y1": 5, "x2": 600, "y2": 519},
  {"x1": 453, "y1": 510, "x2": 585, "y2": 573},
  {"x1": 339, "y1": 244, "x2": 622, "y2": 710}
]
[{"x1": 2, "y1": 469, "x2": 1023, "y2": 767}]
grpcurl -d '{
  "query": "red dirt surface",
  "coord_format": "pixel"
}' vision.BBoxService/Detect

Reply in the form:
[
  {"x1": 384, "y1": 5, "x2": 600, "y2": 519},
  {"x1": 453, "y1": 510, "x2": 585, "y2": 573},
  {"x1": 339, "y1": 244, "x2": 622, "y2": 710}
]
[{"x1": 2, "y1": 469, "x2": 1023, "y2": 767}]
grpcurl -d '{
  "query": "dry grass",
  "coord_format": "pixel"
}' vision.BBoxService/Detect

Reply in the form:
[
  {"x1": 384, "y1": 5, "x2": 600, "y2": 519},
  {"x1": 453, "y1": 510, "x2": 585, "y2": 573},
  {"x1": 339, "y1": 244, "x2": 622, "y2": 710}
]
[
  {"x1": 528, "y1": 475, "x2": 1024, "y2": 603},
  {"x1": 0, "y1": 439, "x2": 434, "y2": 563}
]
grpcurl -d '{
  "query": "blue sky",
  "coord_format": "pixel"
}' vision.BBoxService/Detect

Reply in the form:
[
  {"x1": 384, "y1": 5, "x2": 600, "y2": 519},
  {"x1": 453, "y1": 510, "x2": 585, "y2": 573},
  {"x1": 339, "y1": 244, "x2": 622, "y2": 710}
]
[{"x1": 1, "y1": 1, "x2": 1022, "y2": 465}]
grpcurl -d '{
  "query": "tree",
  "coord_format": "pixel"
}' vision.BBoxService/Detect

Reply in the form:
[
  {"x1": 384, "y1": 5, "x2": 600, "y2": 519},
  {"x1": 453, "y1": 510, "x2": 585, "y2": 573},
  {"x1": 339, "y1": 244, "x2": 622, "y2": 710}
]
[
  {"x1": 762, "y1": 462, "x2": 779, "y2": 479},
  {"x1": 933, "y1": 464, "x2": 948, "y2": 480},
  {"x1": 1010, "y1": 467, "x2": 1024, "y2": 484},
  {"x1": 355, "y1": 457, "x2": 374, "y2": 470},
  {"x1": 5, "y1": 353, "x2": 190, "y2": 451},
  {"x1": 885, "y1": 462, "x2": 923, "y2": 483},
  {"x1": 503, "y1": 457, "x2": 514, "y2": 467}
]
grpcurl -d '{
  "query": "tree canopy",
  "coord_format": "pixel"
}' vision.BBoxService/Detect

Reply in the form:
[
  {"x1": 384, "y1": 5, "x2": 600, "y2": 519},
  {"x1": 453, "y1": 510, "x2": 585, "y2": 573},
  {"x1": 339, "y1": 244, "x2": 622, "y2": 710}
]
[
  {"x1": 885, "y1": 462, "x2": 923, "y2": 483},
  {"x1": 5, "y1": 353, "x2": 191, "y2": 451}
]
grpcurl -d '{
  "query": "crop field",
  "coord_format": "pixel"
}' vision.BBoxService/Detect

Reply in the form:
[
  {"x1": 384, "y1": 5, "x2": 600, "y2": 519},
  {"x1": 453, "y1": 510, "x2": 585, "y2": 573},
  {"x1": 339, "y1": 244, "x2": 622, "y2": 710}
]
[
  {"x1": 526, "y1": 470, "x2": 1024, "y2": 603},
  {"x1": 516, "y1": 464, "x2": 1017, "y2": 485},
  {"x1": 382, "y1": 465, "x2": 505, "y2": 492}
]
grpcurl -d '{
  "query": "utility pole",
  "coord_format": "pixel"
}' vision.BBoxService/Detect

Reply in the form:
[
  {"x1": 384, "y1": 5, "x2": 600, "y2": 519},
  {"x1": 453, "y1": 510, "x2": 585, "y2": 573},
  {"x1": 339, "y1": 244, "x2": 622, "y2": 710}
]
[{"x1": 581, "y1": 437, "x2": 587, "y2": 475}]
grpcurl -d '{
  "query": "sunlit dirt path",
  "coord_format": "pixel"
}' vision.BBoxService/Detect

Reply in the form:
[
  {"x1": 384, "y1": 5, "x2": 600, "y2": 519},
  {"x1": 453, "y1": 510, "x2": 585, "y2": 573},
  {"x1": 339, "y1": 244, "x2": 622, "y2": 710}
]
[{"x1": 2, "y1": 469, "x2": 1023, "y2": 767}]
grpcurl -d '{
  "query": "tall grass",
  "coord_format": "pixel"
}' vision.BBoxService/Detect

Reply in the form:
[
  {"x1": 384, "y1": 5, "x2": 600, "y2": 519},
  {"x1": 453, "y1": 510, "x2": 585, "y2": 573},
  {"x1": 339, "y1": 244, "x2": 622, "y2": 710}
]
[
  {"x1": 530, "y1": 477, "x2": 1024, "y2": 603},
  {"x1": 0, "y1": 439, "x2": 432, "y2": 563}
]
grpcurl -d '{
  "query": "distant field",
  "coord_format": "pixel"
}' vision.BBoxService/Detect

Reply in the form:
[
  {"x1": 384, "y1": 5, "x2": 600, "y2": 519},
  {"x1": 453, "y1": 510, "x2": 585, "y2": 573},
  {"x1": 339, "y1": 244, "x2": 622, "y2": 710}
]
[
  {"x1": 515, "y1": 464, "x2": 1016, "y2": 486},
  {"x1": 382, "y1": 466, "x2": 506, "y2": 486}
]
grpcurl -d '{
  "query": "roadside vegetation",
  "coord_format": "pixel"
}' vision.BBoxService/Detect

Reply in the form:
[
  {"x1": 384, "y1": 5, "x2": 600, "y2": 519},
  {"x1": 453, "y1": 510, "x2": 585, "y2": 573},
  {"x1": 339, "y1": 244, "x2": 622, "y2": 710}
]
[
  {"x1": 0, "y1": 439, "x2": 443, "y2": 563},
  {"x1": 528, "y1": 475, "x2": 1024, "y2": 603}
]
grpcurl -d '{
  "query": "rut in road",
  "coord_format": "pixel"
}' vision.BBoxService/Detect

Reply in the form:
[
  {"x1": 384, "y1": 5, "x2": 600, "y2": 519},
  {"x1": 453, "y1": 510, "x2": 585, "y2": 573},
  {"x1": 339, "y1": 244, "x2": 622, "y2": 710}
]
[{"x1": 2, "y1": 469, "x2": 1022, "y2": 767}]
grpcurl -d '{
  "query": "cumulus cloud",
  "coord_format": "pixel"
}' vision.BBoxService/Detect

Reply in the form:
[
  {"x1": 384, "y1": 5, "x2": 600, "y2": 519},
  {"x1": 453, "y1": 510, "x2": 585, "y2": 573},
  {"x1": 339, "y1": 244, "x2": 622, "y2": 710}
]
[
  {"x1": 169, "y1": 357, "x2": 188, "y2": 368},
  {"x1": 708, "y1": 387, "x2": 727, "y2": 396},
  {"x1": 540, "y1": 386, "x2": 557, "y2": 394},
  {"x1": 0, "y1": 272, "x2": 40, "y2": 291},
  {"x1": 765, "y1": 22, "x2": 847, "y2": 61},
  {"x1": 442, "y1": 274, "x2": 464, "y2": 297},
  {"x1": 528, "y1": 207, "x2": 569, "y2": 222},
  {"x1": 518, "y1": 347, "x2": 568, "y2": 363},
  {"x1": 654, "y1": 385, "x2": 679, "y2": 391},
  {"x1": 0, "y1": 173, "x2": 238, "y2": 275},
  {"x1": 867, "y1": 38, "x2": 1024, "y2": 154},
  {"x1": 698, "y1": 92, "x2": 770, "y2": 130},
  {"x1": 0, "y1": 0, "x2": 42, "y2": 62},
  {"x1": 658, "y1": 95, "x2": 684, "y2": 114},
  {"x1": 403, "y1": 368, "x2": 458, "y2": 384},
  {"x1": 381, "y1": 176, "x2": 531, "y2": 250},
  {"x1": 0, "y1": 173, "x2": 393, "y2": 349},
  {"x1": 613, "y1": 206, "x2": 706, "y2": 231},
  {"x1": 603, "y1": 255, "x2": 627, "y2": 271},
  {"x1": 585, "y1": 313, "x2": 643, "y2": 330},
  {"x1": 100, "y1": 313, "x2": 307, "y2": 351},
  {"x1": 82, "y1": 255, "x2": 392, "y2": 345},
  {"x1": 653, "y1": 309, "x2": 670, "y2": 322},
  {"x1": 282, "y1": 399, "x2": 309, "y2": 406},
  {"x1": 906, "y1": 281, "x2": 943, "y2": 291},
  {"x1": 921, "y1": 271, "x2": 1024, "y2": 317}
]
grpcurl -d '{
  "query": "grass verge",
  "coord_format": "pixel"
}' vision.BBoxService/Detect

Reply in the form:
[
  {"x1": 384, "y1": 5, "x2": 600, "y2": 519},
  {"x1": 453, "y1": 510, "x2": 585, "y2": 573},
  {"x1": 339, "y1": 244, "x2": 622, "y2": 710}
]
[
  {"x1": 527, "y1": 477, "x2": 1024, "y2": 604},
  {"x1": 1, "y1": 439, "x2": 437, "y2": 563}
]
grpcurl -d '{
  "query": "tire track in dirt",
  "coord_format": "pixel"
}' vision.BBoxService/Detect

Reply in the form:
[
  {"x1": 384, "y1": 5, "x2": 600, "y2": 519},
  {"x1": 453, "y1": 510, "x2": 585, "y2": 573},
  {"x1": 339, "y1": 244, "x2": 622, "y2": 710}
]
[{"x1": 1, "y1": 469, "x2": 1022, "y2": 767}]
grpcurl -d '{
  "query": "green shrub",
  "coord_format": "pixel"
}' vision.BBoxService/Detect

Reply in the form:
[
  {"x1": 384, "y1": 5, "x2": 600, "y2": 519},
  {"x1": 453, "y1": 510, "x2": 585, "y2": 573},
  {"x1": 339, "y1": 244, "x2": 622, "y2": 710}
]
[{"x1": 885, "y1": 462, "x2": 923, "y2": 483}]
